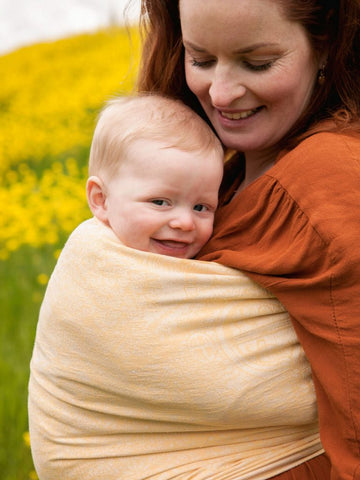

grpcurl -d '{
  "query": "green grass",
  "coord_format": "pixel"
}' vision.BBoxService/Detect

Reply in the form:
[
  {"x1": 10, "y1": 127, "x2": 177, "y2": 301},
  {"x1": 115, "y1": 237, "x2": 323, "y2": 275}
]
[{"x1": 0, "y1": 246, "x2": 58, "y2": 480}]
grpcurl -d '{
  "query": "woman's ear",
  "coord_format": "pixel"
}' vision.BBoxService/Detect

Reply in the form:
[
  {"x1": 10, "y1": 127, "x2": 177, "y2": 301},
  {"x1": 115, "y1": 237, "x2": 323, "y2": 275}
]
[{"x1": 86, "y1": 176, "x2": 109, "y2": 224}]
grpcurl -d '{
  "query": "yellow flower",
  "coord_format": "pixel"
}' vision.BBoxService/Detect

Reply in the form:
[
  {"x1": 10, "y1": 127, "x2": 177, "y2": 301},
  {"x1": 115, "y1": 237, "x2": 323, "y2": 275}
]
[
  {"x1": 37, "y1": 273, "x2": 49, "y2": 286},
  {"x1": 23, "y1": 431, "x2": 31, "y2": 447}
]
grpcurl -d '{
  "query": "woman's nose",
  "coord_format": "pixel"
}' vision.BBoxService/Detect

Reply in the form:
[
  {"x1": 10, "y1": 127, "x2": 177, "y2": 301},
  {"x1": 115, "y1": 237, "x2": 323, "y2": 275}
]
[{"x1": 209, "y1": 66, "x2": 246, "y2": 108}]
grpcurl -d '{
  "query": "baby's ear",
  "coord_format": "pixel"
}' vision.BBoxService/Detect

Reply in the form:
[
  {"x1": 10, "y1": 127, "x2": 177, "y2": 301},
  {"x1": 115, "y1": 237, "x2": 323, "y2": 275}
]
[{"x1": 86, "y1": 176, "x2": 109, "y2": 223}]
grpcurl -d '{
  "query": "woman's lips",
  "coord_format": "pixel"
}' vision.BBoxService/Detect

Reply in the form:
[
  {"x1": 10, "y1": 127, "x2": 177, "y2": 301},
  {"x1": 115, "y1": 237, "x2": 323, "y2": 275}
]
[{"x1": 219, "y1": 106, "x2": 263, "y2": 120}]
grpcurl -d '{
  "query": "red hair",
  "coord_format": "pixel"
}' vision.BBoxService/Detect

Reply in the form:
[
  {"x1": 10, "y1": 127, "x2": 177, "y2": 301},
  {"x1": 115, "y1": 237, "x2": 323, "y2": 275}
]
[{"x1": 136, "y1": 0, "x2": 360, "y2": 149}]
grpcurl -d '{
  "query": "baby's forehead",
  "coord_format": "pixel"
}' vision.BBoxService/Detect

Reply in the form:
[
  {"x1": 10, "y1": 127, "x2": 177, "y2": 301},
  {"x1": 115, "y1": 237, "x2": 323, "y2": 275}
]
[{"x1": 126, "y1": 135, "x2": 222, "y2": 159}]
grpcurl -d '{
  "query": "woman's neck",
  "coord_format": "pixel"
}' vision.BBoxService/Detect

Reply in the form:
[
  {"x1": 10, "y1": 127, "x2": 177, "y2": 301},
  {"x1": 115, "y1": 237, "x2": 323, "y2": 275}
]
[{"x1": 236, "y1": 150, "x2": 277, "y2": 193}]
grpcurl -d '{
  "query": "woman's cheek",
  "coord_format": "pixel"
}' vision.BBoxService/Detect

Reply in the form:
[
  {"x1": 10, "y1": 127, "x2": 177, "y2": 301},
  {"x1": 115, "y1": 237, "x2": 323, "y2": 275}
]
[{"x1": 185, "y1": 66, "x2": 205, "y2": 99}]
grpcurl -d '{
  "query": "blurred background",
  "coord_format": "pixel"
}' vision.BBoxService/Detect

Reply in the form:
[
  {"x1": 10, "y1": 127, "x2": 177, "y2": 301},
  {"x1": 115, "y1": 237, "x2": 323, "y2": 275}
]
[
  {"x1": 0, "y1": 0, "x2": 140, "y2": 55},
  {"x1": 0, "y1": 1, "x2": 140, "y2": 478}
]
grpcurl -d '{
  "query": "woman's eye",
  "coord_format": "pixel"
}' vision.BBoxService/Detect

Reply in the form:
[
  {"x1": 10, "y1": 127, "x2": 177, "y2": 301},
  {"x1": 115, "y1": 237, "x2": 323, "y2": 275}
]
[
  {"x1": 191, "y1": 58, "x2": 214, "y2": 68},
  {"x1": 193, "y1": 204, "x2": 208, "y2": 212},
  {"x1": 151, "y1": 199, "x2": 169, "y2": 206},
  {"x1": 243, "y1": 60, "x2": 273, "y2": 72}
]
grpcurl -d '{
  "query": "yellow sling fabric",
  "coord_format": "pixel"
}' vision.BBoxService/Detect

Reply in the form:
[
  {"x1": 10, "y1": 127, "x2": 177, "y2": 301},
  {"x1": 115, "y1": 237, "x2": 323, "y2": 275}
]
[{"x1": 28, "y1": 218, "x2": 323, "y2": 480}]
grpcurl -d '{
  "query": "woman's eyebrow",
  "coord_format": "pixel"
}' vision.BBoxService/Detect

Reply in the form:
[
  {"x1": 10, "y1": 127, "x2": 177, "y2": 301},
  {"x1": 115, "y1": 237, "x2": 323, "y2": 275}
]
[
  {"x1": 183, "y1": 40, "x2": 279, "y2": 54},
  {"x1": 182, "y1": 41, "x2": 207, "y2": 52},
  {"x1": 233, "y1": 43, "x2": 279, "y2": 54}
]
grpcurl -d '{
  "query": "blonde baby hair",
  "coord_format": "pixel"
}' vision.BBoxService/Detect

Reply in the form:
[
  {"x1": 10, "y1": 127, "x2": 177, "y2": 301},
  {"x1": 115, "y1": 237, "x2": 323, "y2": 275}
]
[{"x1": 88, "y1": 93, "x2": 223, "y2": 177}]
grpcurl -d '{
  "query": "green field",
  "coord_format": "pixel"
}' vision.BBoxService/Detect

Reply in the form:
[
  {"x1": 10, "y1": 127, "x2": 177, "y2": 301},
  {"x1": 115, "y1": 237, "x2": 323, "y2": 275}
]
[
  {"x1": 0, "y1": 26, "x2": 139, "y2": 480},
  {"x1": 0, "y1": 247, "x2": 56, "y2": 480}
]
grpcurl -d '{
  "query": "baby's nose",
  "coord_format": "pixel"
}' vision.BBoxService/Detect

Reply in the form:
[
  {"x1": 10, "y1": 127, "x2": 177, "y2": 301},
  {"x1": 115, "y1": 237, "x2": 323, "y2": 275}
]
[{"x1": 169, "y1": 210, "x2": 195, "y2": 231}]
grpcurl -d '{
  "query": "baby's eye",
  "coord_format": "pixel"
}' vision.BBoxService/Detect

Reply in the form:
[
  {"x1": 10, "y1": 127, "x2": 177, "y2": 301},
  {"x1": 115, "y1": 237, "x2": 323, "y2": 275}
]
[
  {"x1": 193, "y1": 204, "x2": 208, "y2": 212},
  {"x1": 151, "y1": 199, "x2": 170, "y2": 206}
]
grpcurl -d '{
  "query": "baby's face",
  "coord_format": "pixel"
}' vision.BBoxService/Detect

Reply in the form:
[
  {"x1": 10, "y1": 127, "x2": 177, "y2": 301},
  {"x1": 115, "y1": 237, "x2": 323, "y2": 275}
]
[{"x1": 103, "y1": 139, "x2": 223, "y2": 258}]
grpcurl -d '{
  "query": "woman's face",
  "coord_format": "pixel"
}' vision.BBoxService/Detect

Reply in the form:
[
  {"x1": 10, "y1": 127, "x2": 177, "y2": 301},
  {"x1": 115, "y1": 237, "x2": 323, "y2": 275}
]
[{"x1": 180, "y1": 0, "x2": 321, "y2": 158}]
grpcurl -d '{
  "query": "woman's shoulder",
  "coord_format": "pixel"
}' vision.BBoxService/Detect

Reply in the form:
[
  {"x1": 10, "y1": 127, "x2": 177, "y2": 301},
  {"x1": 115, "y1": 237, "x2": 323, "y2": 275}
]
[
  {"x1": 273, "y1": 129, "x2": 360, "y2": 182},
  {"x1": 275, "y1": 132, "x2": 360, "y2": 174},
  {"x1": 268, "y1": 130, "x2": 360, "y2": 199},
  {"x1": 264, "y1": 130, "x2": 360, "y2": 252}
]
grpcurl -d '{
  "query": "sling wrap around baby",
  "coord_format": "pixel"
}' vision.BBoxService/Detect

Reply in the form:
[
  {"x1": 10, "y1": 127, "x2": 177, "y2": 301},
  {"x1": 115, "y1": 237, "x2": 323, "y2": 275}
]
[{"x1": 29, "y1": 218, "x2": 323, "y2": 480}]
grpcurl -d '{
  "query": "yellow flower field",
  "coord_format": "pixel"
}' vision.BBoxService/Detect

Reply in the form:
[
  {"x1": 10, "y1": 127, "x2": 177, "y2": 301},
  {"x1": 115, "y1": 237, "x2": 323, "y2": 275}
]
[{"x1": 0, "y1": 26, "x2": 140, "y2": 259}]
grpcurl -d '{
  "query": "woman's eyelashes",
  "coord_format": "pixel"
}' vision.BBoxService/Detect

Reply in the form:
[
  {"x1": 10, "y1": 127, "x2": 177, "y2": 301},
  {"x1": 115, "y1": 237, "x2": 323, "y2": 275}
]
[
  {"x1": 190, "y1": 56, "x2": 275, "y2": 72},
  {"x1": 242, "y1": 60, "x2": 274, "y2": 71},
  {"x1": 191, "y1": 58, "x2": 214, "y2": 68}
]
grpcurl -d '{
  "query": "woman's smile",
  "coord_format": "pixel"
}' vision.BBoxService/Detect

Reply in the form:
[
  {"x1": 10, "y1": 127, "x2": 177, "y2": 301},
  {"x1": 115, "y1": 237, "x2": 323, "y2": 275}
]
[{"x1": 219, "y1": 107, "x2": 263, "y2": 120}]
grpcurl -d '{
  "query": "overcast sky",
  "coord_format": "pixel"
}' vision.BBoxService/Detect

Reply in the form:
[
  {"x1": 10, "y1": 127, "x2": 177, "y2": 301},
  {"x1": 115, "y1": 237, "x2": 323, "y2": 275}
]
[{"x1": 0, "y1": 0, "x2": 141, "y2": 55}]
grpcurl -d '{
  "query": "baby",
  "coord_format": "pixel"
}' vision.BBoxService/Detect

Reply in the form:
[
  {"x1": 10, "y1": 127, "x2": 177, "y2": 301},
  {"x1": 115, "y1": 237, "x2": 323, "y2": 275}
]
[{"x1": 86, "y1": 93, "x2": 224, "y2": 258}]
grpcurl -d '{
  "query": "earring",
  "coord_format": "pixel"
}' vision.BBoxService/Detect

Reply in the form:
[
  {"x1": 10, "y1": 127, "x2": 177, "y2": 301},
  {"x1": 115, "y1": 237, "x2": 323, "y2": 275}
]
[{"x1": 318, "y1": 64, "x2": 326, "y2": 86}]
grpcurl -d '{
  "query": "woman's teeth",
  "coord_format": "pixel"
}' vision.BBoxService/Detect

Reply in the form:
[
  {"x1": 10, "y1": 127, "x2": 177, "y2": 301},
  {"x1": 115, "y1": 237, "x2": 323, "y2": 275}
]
[{"x1": 221, "y1": 108, "x2": 258, "y2": 120}]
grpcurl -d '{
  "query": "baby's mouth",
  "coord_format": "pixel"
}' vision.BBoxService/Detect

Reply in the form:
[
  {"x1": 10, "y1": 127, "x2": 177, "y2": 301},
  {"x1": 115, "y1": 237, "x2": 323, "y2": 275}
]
[{"x1": 155, "y1": 239, "x2": 190, "y2": 249}]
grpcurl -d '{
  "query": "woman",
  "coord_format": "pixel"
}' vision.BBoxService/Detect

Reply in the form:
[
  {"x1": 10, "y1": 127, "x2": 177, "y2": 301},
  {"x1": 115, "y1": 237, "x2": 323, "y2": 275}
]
[{"x1": 137, "y1": 0, "x2": 360, "y2": 479}]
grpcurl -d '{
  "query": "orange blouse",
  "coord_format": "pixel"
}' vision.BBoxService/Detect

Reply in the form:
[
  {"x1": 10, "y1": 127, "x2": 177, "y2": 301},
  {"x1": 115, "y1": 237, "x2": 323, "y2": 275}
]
[{"x1": 198, "y1": 131, "x2": 360, "y2": 480}]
